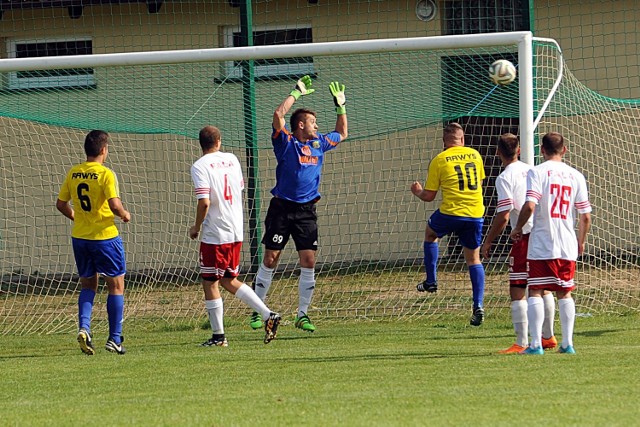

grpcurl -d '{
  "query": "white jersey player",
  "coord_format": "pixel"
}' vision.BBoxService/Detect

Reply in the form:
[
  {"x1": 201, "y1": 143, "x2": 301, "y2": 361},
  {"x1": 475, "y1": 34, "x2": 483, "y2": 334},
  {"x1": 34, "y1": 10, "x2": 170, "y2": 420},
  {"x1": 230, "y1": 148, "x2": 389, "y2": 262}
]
[
  {"x1": 511, "y1": 132, "x2": 591, "y2": 355},
  {"x1": 189, "y1": 126, "x2": 281, "y2": 347},
  {"x1": 481, "y1": 134, "x2": 556, "y2": 354},
  {"x1": 191, "y1": 149, "x2": 244, "y2": 245},
  {"x1": 525, "y1": 161, "x2": 591, "y2": 262}
]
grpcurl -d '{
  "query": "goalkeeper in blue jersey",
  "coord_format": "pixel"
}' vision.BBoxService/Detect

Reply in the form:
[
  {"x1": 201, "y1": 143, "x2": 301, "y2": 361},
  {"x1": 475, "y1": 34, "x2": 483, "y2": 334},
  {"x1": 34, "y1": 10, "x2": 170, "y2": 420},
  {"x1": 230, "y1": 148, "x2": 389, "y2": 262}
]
[
  {"x1": 411, "y1": 123, "x2": 487, "y2": 326},
  {"x1": 249, "y1": 75, "x2": 348, "y2": 332}
]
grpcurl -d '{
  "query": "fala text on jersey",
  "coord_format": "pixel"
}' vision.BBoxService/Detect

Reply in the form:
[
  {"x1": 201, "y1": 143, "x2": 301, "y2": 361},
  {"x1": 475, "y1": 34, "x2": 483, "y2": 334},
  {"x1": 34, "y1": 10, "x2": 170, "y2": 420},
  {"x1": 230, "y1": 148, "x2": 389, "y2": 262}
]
[
  {"x1": 444, "y1": 153, "x2": 478, "y2": 162},
  {"x1": 298, "y1": 144, "x2": 319, "y2": 165},
  {"x1": 546, "y1": 170, "x2": 577, "y2": 180},
  {"x1": 208, "y1": 160, "x2": 235, "y2": 169}
]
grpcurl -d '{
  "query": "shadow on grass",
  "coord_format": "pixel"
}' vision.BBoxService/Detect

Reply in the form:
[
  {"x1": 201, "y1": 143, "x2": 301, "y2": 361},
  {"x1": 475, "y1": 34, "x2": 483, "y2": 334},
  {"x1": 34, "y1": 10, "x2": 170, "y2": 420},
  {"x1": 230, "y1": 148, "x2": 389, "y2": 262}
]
[
  {"x1": 280, "y1": 351, "x2": 491, "y2": 363},
  {"x1": 575, "y1": 328, "x2": 625, "y2": 337}
]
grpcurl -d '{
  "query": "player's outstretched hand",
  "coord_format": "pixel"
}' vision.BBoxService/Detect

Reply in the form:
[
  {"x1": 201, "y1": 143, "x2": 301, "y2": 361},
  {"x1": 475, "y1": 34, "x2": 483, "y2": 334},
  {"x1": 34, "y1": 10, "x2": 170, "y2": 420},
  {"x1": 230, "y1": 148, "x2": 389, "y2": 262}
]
[
  {"x1": 329, "y1": 81, "x2": 346, "y2": 109},
  {"x1": 290, "y1": 75, "x2": 315, "y2": 100}
]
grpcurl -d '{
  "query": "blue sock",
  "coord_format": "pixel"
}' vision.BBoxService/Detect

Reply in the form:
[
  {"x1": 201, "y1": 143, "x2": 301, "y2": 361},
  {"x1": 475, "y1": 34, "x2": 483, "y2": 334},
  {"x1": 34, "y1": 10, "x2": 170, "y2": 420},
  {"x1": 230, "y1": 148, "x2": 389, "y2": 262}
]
[
  {"x1": 78, "y1": 288, "x2": 96, "y2": 333},
  {"x1": 469, "y1": 263, "x2": 485, "y2": 308},
  {"x1": 423, "y1": 241, "x2": 438, "y2": 284},
  {"x1": 107, "y1": 294, "x2": 124, "y2": 344}
]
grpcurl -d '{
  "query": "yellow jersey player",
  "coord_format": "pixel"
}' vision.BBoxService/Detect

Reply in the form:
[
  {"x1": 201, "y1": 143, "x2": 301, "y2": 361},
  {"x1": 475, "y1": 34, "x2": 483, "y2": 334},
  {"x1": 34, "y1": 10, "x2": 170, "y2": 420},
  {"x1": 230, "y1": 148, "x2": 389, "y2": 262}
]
[
  {"x1": 411, "y1": 123, "x2": 487, "y2": 326},
  {"x1": 56, "y1": 130, "x2": 131, "y2": 355}
]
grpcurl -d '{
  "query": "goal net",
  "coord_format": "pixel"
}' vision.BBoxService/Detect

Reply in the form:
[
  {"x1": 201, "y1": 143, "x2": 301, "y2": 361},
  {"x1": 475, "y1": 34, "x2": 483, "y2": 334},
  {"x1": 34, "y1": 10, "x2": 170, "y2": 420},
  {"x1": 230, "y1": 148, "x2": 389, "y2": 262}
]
[{"x1": 0, "y1": 32, "x2": 638, "y2": 334}]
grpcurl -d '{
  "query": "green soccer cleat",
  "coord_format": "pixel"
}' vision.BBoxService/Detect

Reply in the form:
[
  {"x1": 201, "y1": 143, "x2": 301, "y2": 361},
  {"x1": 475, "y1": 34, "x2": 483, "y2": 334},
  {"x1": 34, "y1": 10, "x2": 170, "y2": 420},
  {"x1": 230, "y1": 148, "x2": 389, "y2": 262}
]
[
  {"x1": 294, "y1": 314, "x2": 316, "y2": 332},
  {"x1": 249, "y1": 312, "x2": 263, "y2": 330}
]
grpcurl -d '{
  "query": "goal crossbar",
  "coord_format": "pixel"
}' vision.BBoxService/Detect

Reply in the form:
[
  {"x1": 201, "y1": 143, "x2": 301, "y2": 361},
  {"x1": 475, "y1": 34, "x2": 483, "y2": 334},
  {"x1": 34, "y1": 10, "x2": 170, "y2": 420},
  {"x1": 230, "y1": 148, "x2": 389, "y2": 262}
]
[{"x1": 0, "y1": 31, "x2": 536, "y2": 163}]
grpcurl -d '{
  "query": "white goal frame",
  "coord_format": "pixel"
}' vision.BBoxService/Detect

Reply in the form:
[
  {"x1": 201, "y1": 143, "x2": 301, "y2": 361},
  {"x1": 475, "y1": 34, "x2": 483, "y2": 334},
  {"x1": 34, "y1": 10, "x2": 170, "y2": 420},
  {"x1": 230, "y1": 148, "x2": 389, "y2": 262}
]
[{"x1": 0, "y1": 31, "x2": 537, "y2": 162}]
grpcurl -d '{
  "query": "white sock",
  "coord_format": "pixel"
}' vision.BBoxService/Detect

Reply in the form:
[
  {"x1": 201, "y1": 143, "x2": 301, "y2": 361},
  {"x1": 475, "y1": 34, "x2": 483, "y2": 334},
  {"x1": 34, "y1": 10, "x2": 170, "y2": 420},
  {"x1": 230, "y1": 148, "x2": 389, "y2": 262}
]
[
  {"x1": 527, "y1": 297, "x2": 544, "y2": 349},
  {"x1": 205, "y1": 298, "x2": 224, "y2": 334},
  {"x1": 511, "y1": 300, "x2": 528, "y2": 347},
  {"x1": 297, "y1": 267, "x2": 315, "y2": 317},
  {"x1": 542, "y1": 292, "x2": 556, "y2": 339},
  {"x1": 235, "y1": 283, "x2": 272, "y2": 319},
  {"x1": 558, "y1": 297, "x2": 576, "y2": 348},
  {"x1": 254, "y1": 263, "x2": 274, "y2": 301}
]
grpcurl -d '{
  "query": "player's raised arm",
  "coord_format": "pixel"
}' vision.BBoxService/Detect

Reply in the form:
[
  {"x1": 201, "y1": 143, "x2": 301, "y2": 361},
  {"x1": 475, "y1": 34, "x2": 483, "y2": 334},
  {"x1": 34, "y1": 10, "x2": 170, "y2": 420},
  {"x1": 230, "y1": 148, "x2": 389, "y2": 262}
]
[
  {"x1": 330, "y1": 81, "x2": 348, "y2": 141},
  {"x1": 273, "y1": 75, "x2": 315, "y2": 131}
]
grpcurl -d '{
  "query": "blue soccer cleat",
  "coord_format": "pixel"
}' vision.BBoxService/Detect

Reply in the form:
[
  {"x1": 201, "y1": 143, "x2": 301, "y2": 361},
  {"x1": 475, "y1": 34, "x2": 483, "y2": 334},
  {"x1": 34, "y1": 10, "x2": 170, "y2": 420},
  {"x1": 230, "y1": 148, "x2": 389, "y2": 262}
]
[
  {"x1": 558, "y1": 345, "x2": 576, "y2": 354},
  {"x1": 520, "y1": 346, "x2": 544, "y2": 355}
]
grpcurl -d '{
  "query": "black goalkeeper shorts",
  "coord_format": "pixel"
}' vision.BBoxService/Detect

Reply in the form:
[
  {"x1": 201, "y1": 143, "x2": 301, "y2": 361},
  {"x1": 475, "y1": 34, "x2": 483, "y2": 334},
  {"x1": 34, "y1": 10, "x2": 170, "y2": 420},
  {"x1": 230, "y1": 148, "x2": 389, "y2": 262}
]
[{"x1": 261, "y1": 197, "x2": 318, "y2": 251}]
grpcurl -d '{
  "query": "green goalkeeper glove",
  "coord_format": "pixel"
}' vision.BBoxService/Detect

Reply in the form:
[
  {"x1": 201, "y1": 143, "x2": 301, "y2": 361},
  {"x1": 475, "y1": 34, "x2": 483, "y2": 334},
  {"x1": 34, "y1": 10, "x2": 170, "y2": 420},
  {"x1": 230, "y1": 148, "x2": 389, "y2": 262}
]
[
  {"x1": 290, "y1": 75, "x2": 315, "y2": 100},
  {"x1": 329, "y1": 81, "x2": 346, "y2": 115}
]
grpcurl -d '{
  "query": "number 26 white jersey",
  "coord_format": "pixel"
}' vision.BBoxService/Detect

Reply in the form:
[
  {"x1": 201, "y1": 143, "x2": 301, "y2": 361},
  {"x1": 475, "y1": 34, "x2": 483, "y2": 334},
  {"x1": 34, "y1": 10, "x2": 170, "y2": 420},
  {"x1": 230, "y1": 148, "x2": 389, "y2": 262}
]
[
  {"x1": 191, "y1": 151, "x2": 245, "y2": 245},
  {"x1": 525, "y1": 160, "x2": 591, "y2": 261}
]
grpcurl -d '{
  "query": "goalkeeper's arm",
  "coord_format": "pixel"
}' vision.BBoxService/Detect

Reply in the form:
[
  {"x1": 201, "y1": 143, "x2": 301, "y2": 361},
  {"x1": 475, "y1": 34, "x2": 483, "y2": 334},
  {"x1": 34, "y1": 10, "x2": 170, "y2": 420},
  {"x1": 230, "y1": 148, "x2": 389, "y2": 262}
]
[
  {"x1": 330, "y1": 81, "x2": 348, "y2": 141},
  {"x1": 273, "y1": 75, "x2": 315, "y2": 131}
]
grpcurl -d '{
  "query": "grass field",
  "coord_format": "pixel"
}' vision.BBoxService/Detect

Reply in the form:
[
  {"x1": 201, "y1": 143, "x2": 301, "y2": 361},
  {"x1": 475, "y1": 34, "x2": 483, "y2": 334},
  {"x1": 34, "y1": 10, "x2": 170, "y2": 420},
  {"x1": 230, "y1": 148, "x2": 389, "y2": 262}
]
[{"x1": 2, "y1": 313, "x2": 639, "y2": 426}]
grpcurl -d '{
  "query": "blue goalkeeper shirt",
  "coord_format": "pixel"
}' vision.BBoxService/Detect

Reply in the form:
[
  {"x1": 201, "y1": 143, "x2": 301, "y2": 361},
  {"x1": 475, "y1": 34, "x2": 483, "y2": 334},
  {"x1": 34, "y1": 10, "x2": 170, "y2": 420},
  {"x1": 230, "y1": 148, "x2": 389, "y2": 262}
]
[{"x1": 270, "y1": 125, "x2": 342, "y2": 203}]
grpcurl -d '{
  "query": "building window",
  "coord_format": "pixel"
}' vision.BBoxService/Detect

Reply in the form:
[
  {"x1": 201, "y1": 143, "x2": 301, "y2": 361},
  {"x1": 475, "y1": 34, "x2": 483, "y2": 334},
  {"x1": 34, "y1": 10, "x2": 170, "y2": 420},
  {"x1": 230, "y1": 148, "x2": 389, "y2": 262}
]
[
  {"x1": 6, "y1": 37, "x2": 95, "y2": 90},
  {"x1": 223, "y1": 25, "x2": 314, "y2": 79},
  {"x1": 443, "y1": 0, "x2": 530, "y2": 35}
]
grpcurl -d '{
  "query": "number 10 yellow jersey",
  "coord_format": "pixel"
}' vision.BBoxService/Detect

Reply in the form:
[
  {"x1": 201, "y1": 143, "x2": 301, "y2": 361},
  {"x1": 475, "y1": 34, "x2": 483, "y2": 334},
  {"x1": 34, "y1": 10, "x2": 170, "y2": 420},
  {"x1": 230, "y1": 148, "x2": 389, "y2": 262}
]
[{"x1": 424, "y1": 146, "x2": 486, "y2": 218}]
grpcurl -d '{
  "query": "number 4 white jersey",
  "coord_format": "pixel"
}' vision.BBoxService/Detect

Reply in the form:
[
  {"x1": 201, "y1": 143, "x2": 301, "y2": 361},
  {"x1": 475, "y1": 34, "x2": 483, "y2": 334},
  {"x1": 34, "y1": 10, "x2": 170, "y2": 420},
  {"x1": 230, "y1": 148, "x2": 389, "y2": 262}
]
[
  {"x1": 191, "y1": 151, "x2": 245, "y2": 245},
  {"x1": 525, "y1": 160, "x2": 591, "y2": 261}
]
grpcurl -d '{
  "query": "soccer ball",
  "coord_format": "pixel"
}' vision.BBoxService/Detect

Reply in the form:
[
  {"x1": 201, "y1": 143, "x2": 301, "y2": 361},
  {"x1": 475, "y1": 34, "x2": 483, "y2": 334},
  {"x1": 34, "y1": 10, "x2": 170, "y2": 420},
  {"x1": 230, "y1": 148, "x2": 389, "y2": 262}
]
[{"x1": 489, "y1": 59, "x2": 517, "y2": 86}]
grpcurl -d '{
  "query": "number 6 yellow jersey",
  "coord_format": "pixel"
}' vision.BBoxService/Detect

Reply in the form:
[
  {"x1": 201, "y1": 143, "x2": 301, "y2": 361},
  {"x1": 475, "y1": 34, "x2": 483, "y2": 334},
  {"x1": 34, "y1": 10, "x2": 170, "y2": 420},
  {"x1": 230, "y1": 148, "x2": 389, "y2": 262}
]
[
  {"x1": 425, "y1": 146, "x2": 486, "y2": 218},
  {"x1": 58, "y1": 161, "x2": 120, "y2": 240}
]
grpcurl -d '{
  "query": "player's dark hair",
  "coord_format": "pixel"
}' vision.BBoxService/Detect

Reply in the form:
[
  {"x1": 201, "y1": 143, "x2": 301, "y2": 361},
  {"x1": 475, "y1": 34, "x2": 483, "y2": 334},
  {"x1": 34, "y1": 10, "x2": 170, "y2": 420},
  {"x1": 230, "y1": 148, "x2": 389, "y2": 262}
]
[
  {"x1": 290, "y1": 108, "x2": 316, "y2": 130},
  {"x1": 497, "y1": 133, "x2": 520, "y2": 159},
  {"x1": 84, "y1": 130, "x2": 109, "y2": 157},
  {"x1": 199, "y1": 126, "x2": 221, "y2": 151},
  {"x1": 443, "y1": 122, "x2": 464, "y2": 144},
  {"x1": 542, "y1": 132, "x2": 564, "y2": 155}
]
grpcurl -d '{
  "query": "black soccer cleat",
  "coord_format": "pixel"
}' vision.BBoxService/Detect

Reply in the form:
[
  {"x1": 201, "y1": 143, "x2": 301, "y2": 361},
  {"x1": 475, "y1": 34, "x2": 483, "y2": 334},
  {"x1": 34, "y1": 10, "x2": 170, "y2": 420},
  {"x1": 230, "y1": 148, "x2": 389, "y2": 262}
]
[
  {"x1": 264, "y1": 313, "x2": 281, "y2": 344},
  {"x1": 417, "y1": 280, "x2": 438, "y2": 293},
  {"x1": 105, "y1": 336, "x2": 127, "y2": 354},
  {"x1": 201, "y1": 334, "x2": 228, "y2": 347},
  {"x1": 470, "y1": 307, "x2": 485, "y2": 327}
]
